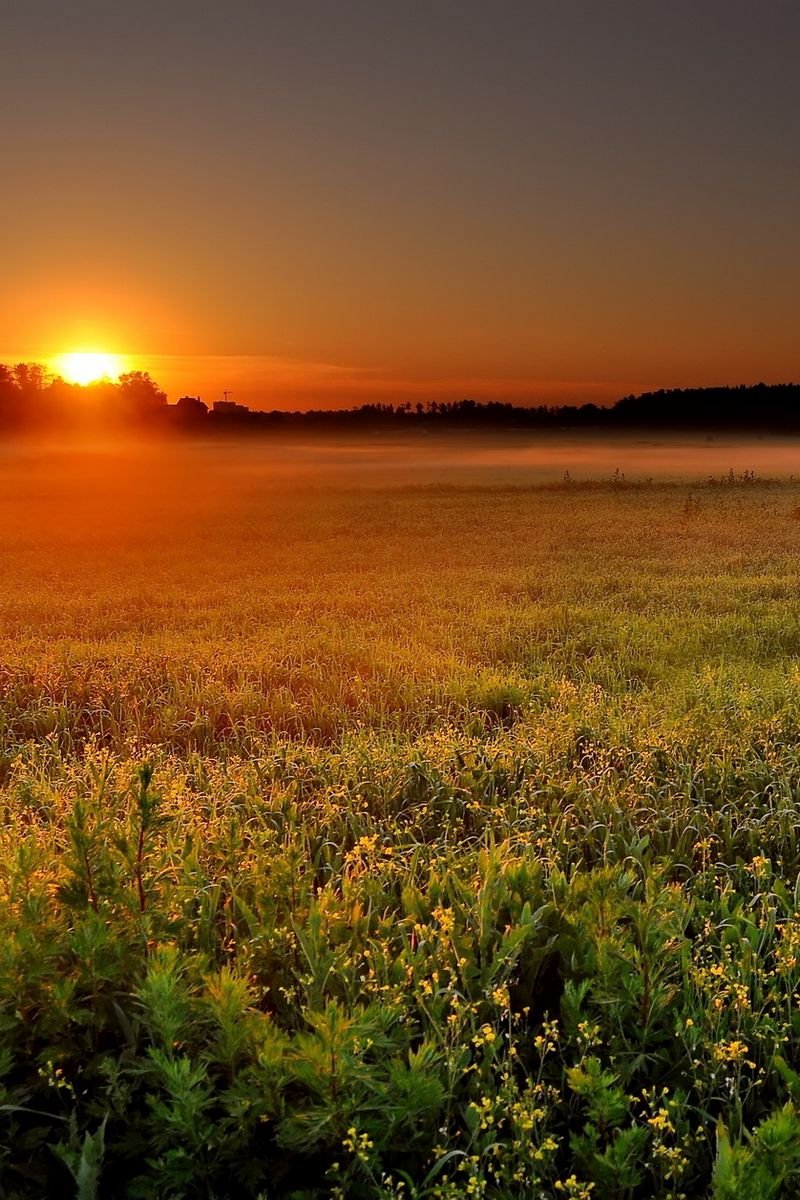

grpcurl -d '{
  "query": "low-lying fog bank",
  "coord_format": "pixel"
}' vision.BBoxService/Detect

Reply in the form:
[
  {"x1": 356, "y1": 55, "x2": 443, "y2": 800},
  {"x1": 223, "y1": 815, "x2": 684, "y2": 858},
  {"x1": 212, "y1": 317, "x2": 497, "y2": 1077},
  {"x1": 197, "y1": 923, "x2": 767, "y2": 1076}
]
[{"x1": 1, "y1": 429, "x2": 799, "y2": 494}]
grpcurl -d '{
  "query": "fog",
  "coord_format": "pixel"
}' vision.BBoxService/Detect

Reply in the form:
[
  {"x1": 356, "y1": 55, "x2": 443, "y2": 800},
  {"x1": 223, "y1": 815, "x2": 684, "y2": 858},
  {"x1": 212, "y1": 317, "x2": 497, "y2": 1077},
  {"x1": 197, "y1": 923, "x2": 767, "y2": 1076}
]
[
  {"x1": 256, "y1": 431, "x2": 800, "y2": 486},
  {"x1": 1, "y1": 430, "x2": 798, "y2": 641},
  {"x1": 1, "y1": 431, "x2": 799, "y2": 531}
]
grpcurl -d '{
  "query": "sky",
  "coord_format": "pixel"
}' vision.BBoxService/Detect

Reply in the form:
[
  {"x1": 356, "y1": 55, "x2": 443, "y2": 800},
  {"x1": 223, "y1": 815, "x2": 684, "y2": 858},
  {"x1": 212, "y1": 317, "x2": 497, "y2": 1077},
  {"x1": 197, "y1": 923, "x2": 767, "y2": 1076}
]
[{"x1": 2, "y1": 0, "x2": 798, "y2": 409}]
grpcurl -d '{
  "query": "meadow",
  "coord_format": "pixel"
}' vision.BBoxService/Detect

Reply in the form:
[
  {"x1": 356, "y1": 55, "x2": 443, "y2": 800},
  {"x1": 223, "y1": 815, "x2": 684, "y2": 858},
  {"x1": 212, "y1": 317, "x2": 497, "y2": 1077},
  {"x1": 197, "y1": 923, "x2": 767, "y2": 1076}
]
[{"x1": 3, "y1": 436, "x2": 800, "y2": 1198}]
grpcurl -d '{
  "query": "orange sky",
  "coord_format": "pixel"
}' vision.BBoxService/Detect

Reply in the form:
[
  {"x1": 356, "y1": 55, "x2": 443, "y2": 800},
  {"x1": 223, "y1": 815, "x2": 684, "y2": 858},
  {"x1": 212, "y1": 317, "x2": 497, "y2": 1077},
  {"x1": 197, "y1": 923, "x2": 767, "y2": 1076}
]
[{"x1": 3, "y1": 3, "x2": 798, "y2": 410}]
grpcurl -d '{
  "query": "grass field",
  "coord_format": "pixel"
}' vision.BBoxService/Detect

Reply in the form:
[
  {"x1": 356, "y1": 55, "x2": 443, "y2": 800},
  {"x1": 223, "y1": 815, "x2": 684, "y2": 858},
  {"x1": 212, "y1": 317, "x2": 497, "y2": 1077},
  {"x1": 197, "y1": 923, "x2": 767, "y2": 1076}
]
[{"x1": 4, "y1": 438, "x2": 800, "y2": 1198}]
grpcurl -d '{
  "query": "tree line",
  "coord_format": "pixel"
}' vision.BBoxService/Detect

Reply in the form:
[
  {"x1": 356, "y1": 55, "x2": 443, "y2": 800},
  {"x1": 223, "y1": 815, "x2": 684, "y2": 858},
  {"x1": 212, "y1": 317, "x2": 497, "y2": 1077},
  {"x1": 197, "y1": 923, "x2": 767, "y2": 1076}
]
[{"x1": 2, "y1": 363, "x2": 800, "y2": 433}]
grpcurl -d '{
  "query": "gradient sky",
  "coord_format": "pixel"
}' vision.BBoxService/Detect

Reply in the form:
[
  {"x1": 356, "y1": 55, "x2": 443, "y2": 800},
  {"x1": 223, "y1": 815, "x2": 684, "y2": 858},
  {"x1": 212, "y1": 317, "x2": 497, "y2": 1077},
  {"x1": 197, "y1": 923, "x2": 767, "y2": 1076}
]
[{"x1": 2, "y1": 0, "x2": 798, "y2": 408}]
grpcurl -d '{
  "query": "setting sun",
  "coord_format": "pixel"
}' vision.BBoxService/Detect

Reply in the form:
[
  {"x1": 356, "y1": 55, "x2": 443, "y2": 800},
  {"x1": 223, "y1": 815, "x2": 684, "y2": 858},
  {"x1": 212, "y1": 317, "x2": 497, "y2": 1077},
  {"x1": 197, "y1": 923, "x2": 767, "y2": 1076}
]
[{"x1": 55, "y1": 351, "x2": 126, "y2": 386}]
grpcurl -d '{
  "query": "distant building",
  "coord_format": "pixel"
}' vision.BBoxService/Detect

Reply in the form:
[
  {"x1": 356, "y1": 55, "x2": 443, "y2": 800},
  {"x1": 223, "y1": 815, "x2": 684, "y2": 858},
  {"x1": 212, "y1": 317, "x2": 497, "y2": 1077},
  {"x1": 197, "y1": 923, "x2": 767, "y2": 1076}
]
[
  {"x1": 212, "y1": 399, "x2": 250, "y2": 416},
  {"x1": 176, "y1": 395, "x2": 208, "y2": 419}
]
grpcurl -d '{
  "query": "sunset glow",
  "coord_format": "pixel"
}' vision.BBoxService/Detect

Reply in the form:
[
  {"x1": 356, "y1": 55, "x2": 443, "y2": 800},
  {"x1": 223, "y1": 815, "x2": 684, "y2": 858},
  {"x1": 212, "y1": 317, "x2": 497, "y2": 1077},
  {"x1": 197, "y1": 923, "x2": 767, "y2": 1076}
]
[
  {"x1": 55, "y1": 351, "x2": 127, "y2": 387},
  {"x1": 2, "y1": 4, "x2": 796, "y2": 409}
]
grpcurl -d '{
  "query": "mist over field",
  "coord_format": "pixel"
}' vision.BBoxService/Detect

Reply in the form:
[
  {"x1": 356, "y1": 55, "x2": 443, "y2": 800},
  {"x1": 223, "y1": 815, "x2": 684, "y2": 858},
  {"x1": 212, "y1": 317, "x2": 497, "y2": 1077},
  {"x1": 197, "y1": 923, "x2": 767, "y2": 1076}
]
[
  {"x1": 5, "y1": 433, "x2": 800, "y2": 1197},
  {"x1": 3, "y1": 430, "x2": 800, "y2": 508}
]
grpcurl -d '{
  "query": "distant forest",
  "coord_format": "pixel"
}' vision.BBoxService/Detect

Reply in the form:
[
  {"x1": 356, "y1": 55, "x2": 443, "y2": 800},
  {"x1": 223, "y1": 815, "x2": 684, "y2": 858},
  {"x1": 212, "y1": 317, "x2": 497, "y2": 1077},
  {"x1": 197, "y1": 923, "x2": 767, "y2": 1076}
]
[{"x1": 2, "y1": 364, "x2": 800, "y2": 433}]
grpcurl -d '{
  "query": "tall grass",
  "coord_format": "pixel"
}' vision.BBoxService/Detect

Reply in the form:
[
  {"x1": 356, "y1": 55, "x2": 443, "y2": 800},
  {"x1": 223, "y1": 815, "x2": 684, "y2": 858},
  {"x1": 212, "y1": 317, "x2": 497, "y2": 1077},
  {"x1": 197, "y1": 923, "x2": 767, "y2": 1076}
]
[{"x1": 2, "y1": 450, "x2": 800, "y2": 1197}]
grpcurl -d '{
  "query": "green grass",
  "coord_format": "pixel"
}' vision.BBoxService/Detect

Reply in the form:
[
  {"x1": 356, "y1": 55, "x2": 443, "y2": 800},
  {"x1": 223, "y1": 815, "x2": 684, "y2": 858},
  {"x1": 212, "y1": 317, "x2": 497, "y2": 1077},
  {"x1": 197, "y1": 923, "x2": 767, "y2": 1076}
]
[{"x1": 3, "y1": 445, "x2": 800, "y2": 1197}]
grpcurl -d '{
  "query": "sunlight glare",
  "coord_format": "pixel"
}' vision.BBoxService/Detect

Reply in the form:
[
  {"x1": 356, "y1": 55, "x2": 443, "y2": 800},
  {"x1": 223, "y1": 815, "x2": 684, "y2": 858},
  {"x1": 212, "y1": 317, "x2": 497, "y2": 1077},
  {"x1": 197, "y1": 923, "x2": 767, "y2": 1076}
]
[{"x1": 56, "y1": 351, "x2": 127, "y2": 386}]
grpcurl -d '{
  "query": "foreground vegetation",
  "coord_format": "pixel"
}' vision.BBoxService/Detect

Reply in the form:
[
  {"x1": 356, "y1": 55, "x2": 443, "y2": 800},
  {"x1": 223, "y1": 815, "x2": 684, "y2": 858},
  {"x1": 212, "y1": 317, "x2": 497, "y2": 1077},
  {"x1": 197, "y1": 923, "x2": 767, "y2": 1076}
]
[{"x1": 3, "y1": 445, "x2": 800, "y2": 1198}]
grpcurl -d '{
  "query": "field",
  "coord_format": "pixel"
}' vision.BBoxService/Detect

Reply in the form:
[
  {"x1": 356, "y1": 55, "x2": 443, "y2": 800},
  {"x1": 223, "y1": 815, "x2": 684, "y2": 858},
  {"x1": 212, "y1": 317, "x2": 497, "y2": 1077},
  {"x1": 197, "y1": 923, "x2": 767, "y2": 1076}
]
[{"x1": 4, "y1": 437, "x2": 800, "y2": 1199}]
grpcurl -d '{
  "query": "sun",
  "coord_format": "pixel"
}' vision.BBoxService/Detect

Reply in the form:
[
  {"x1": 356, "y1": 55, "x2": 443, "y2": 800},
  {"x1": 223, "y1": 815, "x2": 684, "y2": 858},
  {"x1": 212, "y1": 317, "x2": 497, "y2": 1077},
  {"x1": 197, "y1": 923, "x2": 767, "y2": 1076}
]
[{"x1": 55, "y1": 351, "x2": 127, "y2": 386}]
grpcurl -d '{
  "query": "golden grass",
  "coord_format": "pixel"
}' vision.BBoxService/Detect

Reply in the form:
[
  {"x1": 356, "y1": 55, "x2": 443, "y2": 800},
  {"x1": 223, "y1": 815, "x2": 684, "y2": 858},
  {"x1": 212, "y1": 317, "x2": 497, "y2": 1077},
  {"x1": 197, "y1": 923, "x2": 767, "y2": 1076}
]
[{"x1": 3, "y1": 441, "x2": 800, "y2": 1197}]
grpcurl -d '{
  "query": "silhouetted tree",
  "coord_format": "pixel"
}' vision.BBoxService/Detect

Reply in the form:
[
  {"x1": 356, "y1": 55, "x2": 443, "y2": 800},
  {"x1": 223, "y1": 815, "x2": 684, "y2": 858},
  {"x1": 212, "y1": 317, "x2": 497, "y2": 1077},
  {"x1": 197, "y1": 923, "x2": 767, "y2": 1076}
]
[
  {"x1": 13, "y1": 363, "x2": 49, "y2": 395},
  {"x1": 117, "y1": 371, "x2": 167, "y2": 421},
  {"x1": 1, "y1": 360, "x2": 799, "y2": 436},
  {"x1": 0, "y1": 365, "x2": 21, "y2": 426},
  {"x1": 12, "y1": 363, "x2": 53, "y2": 424}
]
